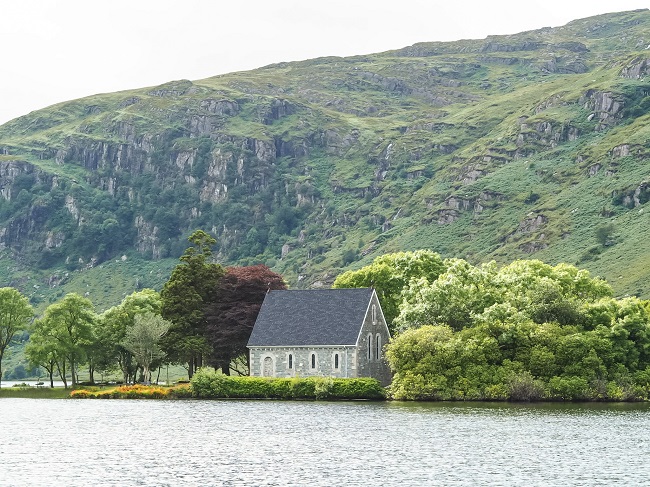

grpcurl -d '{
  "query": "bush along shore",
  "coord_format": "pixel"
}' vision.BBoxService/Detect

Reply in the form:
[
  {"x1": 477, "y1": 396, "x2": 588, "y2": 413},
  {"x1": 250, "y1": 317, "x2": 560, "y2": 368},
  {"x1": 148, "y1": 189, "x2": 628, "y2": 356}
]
[{"x1": 69, "y1": 371, "x2": 386, "y2": 400}]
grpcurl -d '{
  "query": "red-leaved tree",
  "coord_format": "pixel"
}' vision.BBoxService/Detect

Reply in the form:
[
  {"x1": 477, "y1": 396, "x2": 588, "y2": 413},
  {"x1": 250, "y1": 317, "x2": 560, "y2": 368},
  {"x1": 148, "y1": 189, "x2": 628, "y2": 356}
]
[{"x1": 205, "y1": 265, "x2": 286, "y2": 375}]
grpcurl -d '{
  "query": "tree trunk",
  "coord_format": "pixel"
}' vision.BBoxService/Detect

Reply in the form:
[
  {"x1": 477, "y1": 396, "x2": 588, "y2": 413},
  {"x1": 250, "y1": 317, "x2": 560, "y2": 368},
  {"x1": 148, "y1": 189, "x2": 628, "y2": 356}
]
[
  {"x1": 188, "y1": 356, "x2": 195, "y2": 379},
  {"x1": 221, "y1": 363, "x2": 230, "y2": 376},
  {"x1": 88, "y1": 360, "x2": 95, "y2": 384},
  {"x1": 143, "y1": 365, "x2": 150, "y2": 385},
  {"x1": 58, "y1": 361, "x2": 68, "y2": 389},
  {"x1": 49, "y1": 366, "x2": 54, "y2": 388},
  {"x1": 70, "y1": 357, "x2": 76, "y2": 386}
]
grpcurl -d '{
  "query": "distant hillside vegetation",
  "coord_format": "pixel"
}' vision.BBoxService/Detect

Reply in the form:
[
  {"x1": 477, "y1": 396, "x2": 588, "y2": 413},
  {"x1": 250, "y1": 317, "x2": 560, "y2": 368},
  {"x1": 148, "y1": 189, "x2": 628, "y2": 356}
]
[{"x1": 1, "y1": 9, "x2": 650, "y2": 309}]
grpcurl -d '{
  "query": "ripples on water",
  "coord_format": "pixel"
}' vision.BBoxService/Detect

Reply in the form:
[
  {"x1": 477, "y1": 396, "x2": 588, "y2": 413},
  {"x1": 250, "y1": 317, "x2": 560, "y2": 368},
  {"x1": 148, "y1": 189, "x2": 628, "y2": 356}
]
[{"x1": 0, "y1": 399, "x2": 648, "y2": 486}]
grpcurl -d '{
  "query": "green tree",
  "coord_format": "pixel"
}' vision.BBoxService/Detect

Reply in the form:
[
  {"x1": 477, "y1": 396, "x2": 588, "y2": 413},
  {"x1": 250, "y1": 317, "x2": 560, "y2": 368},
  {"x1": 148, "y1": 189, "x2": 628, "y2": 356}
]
[
  {"x1": 595, "y1": 223, "x2": 616, "y2": 246},
  {"x1": 333, "y1": 250, "x2": 446, "y2": 332},
  {"x1": 378, "y1": 253, "x2": 646, "y2": 401},
  {"x1": 122, "y1": 312, "x2": 171, "y2": 384},
  {"x1": 161, "y1": 230, "x2": 224, "y2": 378},
  {"x1": 0, "y1": 288, "x2": 33, "y2": 386},
  {"x1": 97, "y1": 289, "x2": 161, "y2": 384},
  {"x1": 31, "y1": 293, "x2": 96, "y2": 387},
  {"x1": 25, "y1": 328, "x2": 64, "y2": 388},
  {"x1": 396, "y1": 259, "x2": 499, "y2": 331}
]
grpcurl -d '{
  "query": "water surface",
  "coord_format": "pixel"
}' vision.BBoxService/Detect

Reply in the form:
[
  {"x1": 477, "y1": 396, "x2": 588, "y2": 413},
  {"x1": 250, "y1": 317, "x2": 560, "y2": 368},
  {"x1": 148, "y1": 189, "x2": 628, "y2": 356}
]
[{"x1": 0, "y1": 399, "x2": 648, "y2": 486}]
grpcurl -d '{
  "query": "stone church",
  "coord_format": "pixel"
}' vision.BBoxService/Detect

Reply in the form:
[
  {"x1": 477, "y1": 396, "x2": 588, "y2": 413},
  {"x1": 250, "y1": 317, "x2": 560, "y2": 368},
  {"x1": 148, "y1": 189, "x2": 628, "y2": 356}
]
[{"x1": 247, "y1": 288, "x2": 392, "y2": 385}]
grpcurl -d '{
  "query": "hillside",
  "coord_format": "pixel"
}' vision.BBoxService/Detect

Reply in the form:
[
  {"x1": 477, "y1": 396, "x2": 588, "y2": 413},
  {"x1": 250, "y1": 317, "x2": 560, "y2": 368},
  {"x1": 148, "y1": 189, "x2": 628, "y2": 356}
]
[{"x1": 0, "y1": 9, "x2": 649, "y2": 310}]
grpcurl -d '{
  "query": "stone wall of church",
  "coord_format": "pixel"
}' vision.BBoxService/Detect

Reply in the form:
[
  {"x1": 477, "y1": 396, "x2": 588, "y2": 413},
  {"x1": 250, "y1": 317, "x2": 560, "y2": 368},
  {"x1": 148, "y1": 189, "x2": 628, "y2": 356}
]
[
  {"x1": 356, "y1": 293, "x2": 393, "y2": 386},
  {"x1": 249, "y1": 346, "x2": 357, "y2": 379}
]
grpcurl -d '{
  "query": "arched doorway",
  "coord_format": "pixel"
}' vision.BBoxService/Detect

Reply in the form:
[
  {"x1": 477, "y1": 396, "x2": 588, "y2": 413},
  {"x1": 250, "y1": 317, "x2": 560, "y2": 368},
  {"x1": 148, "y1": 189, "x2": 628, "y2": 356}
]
[{"x1": 262, "y1": 356, "x2": 274, "y2": 377}]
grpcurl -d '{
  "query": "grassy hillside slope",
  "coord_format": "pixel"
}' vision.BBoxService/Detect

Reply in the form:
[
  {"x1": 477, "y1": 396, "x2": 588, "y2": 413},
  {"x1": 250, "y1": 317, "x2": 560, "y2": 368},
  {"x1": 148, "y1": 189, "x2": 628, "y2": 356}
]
[{"x1": 0, "y1": 9, "x2": 649, "y2": 312}]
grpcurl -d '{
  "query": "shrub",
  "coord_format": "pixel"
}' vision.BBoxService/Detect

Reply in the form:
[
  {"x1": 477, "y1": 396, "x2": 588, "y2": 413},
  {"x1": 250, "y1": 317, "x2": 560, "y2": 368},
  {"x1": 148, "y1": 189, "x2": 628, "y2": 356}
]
[
  {"x1": 483, "y1": 384, "x2": 509, "y2": 400},
  {"x1": 330, "y1": 377, "x2": 386, "y2": 400},
  {"x1": 508, "y1": 371, "x2": 545, "y2": 401},
  {"x1": 189, "y1": 368, "x2": 386, "y2": 400},
  {"x1": 70, "y1": 384, "x2": 183, "y2": 399},
  {"x1": 70, "y1": 389, "x2": 94, "y2": 399},
  {"x1": 314, "y1": 377, "x2": 334, "y2": 399},
  {"x1": 548, "y1": 376, "x2": 590, "y2": 400}
]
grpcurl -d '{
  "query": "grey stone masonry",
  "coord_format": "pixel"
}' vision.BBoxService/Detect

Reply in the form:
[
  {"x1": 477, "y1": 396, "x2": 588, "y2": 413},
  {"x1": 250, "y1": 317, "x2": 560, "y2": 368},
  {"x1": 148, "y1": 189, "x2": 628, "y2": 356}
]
[{"x1": 250, "y1": 346, "x2": 357, "y2": 379}]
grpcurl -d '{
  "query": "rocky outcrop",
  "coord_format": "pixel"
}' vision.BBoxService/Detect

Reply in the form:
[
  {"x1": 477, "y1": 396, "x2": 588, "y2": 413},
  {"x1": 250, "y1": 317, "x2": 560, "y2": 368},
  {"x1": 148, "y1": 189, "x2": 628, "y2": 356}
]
[
  {"x1": 65, "y1": 195, "x2": 83, "y2": 224},
  {"x1": 135, "y1": 215, "x2": 161, "y2": 259},
  {"x1": 517, "y1": 119, "x2": 580, "y2": 149},
  {"x1": 261, "y1": 99, "x2": 296, "y2": 124},
  {"x1": 0, "y1": 160, "x2": 56, "y2": 201},
  {"x1": 538, "y1": 56, "x2": 588, "y2": 74},
  {"x1": 620, "y1": 58, "x2": 650, "y2": 78},
  {"x1": 434, "y1": 191, "x2": 505, "y2": 224},
  {"x1": 147, "y1": 79, "x2": 194, "y2": 97},
  {"x1": 481, "y1": 40, "x2": 545, "y2": 52},
  {"x1": 581, "y1": 90, "x2": 625, "y2": 130},
  {"x1": 515, "y1": 214, "x2": 548, "y2": 234}
]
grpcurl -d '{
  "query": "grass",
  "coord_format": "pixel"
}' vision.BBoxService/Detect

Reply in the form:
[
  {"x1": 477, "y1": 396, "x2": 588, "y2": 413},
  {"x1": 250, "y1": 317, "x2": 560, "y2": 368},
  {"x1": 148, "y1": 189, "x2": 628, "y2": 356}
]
[{"x1": 0, "y1": 385, "x2": 71, "y2": 399}]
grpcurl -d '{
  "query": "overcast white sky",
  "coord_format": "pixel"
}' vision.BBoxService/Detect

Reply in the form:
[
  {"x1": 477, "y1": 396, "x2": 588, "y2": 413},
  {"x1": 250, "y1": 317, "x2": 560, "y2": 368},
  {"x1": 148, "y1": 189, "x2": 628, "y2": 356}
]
[{"x1": 1, "y1": 1, "x2": 648, "y2": 126}]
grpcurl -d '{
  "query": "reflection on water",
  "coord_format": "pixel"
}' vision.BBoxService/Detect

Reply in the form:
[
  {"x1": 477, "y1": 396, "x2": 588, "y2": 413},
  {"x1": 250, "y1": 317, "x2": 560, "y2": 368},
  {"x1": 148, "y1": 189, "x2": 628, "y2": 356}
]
[{"x1": 0, "y1": 399, "x2": 648, "y2": 486}]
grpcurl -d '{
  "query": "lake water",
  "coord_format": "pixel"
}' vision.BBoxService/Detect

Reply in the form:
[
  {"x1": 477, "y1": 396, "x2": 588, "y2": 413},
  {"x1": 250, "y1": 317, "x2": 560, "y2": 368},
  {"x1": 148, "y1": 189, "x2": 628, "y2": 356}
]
[{"x1": 0, "y1": 399, "x2": 649, "y2": 486}]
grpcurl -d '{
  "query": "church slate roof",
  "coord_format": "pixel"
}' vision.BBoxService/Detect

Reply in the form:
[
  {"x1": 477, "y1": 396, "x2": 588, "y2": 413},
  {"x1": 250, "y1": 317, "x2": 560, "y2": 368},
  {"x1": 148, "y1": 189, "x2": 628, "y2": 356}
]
[{"x1": 247, "y1": 288, "x2": 374, "y2": 347}]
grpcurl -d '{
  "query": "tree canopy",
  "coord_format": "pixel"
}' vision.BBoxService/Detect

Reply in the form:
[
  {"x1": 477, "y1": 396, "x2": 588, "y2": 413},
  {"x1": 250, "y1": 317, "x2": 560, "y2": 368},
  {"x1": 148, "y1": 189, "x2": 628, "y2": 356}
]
[
  {"x1": 97, "y1": 289, "x2": 161, "y2": 384},
  {"x1": 28, "y1": 293, "x2": 96, "y2": 388},
  {"x1": 122, "y1": 312, "x2": 171, "y2": 384},
  {"x1": 160, "y1": 230, "x2": 224, "y2": 377},
  {"x1": 333, "y1": 250, "x2": 446, "y2": 332},
  {"x1": 205, "y1": 264, "x2": 287, "y2": 374},
  {"x1": 379, "y1": 254, "x2": 650, "y2": 401},
  {"x1": 0, "y1": 288, "x2": 34, "y2": 387}
]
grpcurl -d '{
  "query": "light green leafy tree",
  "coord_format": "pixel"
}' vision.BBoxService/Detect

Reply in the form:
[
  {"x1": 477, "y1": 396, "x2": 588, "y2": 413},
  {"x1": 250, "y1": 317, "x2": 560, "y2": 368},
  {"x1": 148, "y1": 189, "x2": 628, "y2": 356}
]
[
  {"x1": 30, "y1": 293, "x2": 96, "y2": 388},
  {"x1": 333, "y1": 250, "x2": 446, "y2": 333},
  {"x1": 396, "y1": 259, "x2": 499, "y2": 331},
  {"x1": 25, "y1": 328, "x2": 64, "y2": 388},
  {"x1": 379, "y1": 253, "x2": 650, "y2": 401},
  {"x1": 121, "y1": 312, "x2": 171, "y2": 384},
  {"x1": 97, "y1": 289, "x2": 161, "y2": 384},
  {"x1": 0, "y1": 287, "x2": 34, "y2": 387}
]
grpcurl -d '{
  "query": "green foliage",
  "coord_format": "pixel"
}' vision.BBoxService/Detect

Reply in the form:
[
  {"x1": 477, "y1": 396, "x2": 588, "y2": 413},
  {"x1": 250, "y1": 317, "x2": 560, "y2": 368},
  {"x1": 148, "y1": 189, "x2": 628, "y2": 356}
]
[
  {"x1": 333, "y1": 250, "x2": 446, "y2": 331},
  {"x1": 0, "y1": 287, "x2": 34, "y2": 385},
  {"x1": 189, "y1": 368, "x2": 385, "y2": 400},
  {"x1": 160, "y1": 231, "x2": 224, "y2": 377},
  {"x1": 121, "y1": 312, "x2": 171, "y2": 384},
  {"x1": 27, "y1": 293, "x2": 96, "y2": 387},
  {"x1": 385, "y1": 255, "x2": 650, "y2": 401},
  {"x1": 395, "y1": 258, "x2": 612, "y2": 331}
]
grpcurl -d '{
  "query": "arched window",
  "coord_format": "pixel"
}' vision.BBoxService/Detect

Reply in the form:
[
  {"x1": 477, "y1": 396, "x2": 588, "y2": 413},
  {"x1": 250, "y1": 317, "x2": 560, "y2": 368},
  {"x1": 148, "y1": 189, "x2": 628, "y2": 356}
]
[
  {"x1": 372, "y1": 304, "x2": 377, "y2": 324},
  {"x1": 288, "y1": 353, "x2": 293, "y2": 369},
  {"x1": 376, "y1": 334, "x2": 382, "y2": 360},
  {"x1": 311, "y1": 353, "x2": 316, "y2": 369},
  {"x1": 367, "y1": 334, "x2": 373, "y2": 361},
  {"x1": 334, "y1": 353, "x2": 340, "y2": 370}
]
